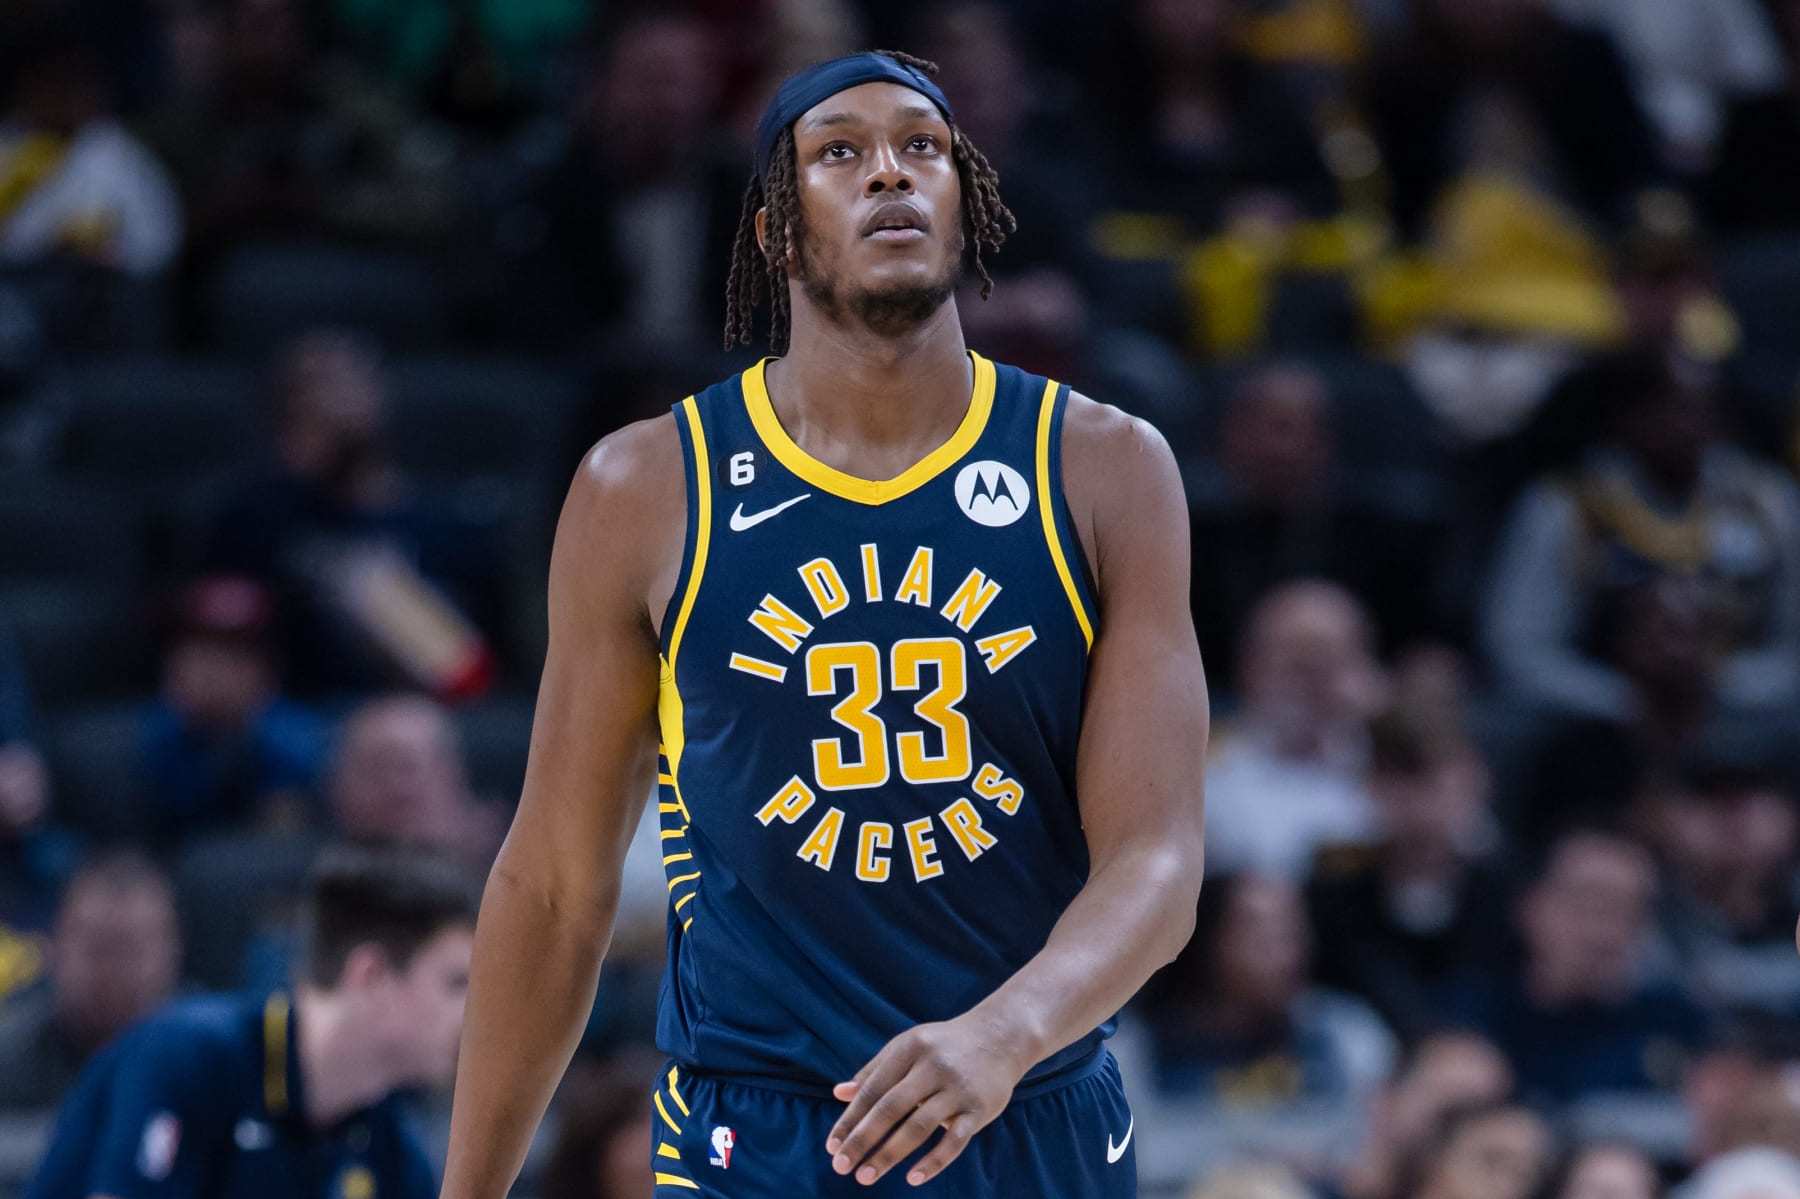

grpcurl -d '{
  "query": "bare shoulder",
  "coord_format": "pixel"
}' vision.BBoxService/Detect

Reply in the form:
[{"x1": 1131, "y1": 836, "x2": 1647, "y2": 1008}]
[
  {"x1": 1059, "y1": 391, "x2": 1185, "y2": 587},
  {"x1": 553, "y1": 412, "x2": 688, "y2": 629}
]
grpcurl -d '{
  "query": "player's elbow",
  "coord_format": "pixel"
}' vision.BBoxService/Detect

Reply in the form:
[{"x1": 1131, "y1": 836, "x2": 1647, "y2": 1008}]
[
  {"x1": 1136, "y1": 837, "x2": 1206, "y2": 967},
  {"x1": 486, "y1": 847, "x2": 617, "y2": 941}
]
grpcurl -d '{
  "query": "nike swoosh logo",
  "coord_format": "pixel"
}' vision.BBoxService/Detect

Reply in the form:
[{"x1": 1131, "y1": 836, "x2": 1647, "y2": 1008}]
[
  {"x1": 729, "y1": 493, "x2": 811, "y2": 532},
  {"x1": 1106, "y1": 1114, "x2": 1134, "y2": 1164}
]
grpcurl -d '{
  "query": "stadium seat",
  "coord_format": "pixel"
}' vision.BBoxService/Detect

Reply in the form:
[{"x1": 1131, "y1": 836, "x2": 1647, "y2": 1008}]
[
  {"x1": 0, "y1": 1110, "x2": 55, "y2": 1198},
  {"x1": 454, "y1": 693, "x2": 537, "y2": 805},
  {"x1": 174, "y1": 830, "x2": 322, "y2": 990},
  {"x1": 2, "y1": 583, "x2": 148, "y2": 711},
  {"x1": 1718, "y1": 234, "x2": 1800, "y2": 355},
  {"x1": 44, "y1": 700, "x2": 151, "y2": 842},
  {"x1": 52, "y1": 357, "x2": 264, "y2": 488},
  {"x1": 383, "y1": 357, "x2": 581, "y2": 489},
  {"x1": 204, "y1": 241, "x2": 452, "y2": 356},
  {"x1": 0, "y1": 478, "x2": 143, "y2": 585}
]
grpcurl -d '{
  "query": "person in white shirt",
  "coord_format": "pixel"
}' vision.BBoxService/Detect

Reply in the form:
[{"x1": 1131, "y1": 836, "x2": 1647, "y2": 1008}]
[
  {"x1": 1205, "y1": 581, "x2": 1388, "y2": 880},
  {"x1": 0, "y1": 26, "x2": 182, "y2": 277}
]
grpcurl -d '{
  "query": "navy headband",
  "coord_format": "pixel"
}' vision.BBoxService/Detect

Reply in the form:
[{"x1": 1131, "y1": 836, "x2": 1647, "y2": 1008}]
[{"x1": 754, "y1": 52, "x2": 955, "y2": 186}]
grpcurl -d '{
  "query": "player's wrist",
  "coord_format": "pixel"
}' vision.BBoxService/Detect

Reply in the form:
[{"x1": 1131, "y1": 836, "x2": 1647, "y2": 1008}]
[{"x1": 964, "y1": 996, "x2": 1051, "y2": 1078}]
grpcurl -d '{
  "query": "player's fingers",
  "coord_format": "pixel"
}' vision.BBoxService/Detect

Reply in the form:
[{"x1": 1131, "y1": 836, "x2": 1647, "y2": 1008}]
[
  {"x1": 831, "y1": 1064, "x2": 935, "y2": 1176},
  {"x1": 827, "y1": 1040, "x2": 919, "y2": 1154},
  {"x1": 903, "y1": 1112, "x2": 981, "y2": 1187},
  {"x1": 848, "y1": 1091, "x2": 959, "y2": 1187}
]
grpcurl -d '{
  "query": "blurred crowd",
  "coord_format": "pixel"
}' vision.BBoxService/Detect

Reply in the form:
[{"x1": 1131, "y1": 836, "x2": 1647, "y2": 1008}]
[{"x1": 6, "y1": 0, "x2": 1800, "y2": 1196}]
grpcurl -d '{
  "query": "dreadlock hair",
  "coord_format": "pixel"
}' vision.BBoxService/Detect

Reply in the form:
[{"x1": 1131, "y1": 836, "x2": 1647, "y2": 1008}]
[{"x1": 723, "y1": 50, "x2": 1017, "y2": 353}]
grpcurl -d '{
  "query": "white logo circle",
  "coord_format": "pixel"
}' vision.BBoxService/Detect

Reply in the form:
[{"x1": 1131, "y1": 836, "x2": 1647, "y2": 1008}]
[{"x1": 954, "y1": 460, "x2": 1031, "y2": 527}]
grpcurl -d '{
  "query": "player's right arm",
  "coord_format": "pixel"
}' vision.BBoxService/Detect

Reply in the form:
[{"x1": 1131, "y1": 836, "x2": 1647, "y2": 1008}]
[{"x1": 440, "y1": 416, "x2": 685, "y2": 1199}]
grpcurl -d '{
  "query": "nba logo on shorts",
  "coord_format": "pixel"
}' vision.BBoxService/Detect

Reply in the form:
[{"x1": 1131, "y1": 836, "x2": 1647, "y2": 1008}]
[{"x1": 709, "y1": 1125, "x2": 735, "y2": 1169}]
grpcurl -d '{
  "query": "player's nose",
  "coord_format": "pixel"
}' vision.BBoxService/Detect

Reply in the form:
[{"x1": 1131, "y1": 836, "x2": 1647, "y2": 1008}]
[{"x1": 863, "y1": 142, "x2": 912, "y2": 195}]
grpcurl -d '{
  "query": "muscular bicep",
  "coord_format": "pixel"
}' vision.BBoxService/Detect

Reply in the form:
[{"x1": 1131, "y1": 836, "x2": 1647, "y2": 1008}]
[
  {"x1": 498, "y1": 420, "x2": 682, "y2": 914},
  {"x1": 1066, "y1": 402, "x2": 1209, "y2": 869}
]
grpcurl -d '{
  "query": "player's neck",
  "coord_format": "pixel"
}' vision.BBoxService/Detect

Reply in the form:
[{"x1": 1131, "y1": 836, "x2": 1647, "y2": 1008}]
[
  {"x1": 769, "y1": 301, "x2": 972, "y2": 456},
  {"x1": 293, "y1": 987, "x2": 400, "y2": 1127}
]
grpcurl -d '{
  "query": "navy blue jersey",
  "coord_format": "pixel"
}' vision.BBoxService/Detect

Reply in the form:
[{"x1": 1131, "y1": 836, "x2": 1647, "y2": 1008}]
[
  {"x1": 654, "y1": 350, "x2": 1108, "y2": 1092},
  {"x1": 29, "y1": 992, "x2": 436, "y2": 1199}
]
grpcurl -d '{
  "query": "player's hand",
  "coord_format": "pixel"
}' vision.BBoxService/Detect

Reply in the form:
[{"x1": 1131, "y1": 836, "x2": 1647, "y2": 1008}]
[{"x1": 826, "y1": 1009, "x2": 1035, "y2": 1187}]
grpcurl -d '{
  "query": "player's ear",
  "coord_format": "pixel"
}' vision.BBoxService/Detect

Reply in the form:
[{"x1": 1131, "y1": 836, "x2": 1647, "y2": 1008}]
[
  {"x1": 339, "y1": 942, "x2": 395, "y2": 989},
  {"x1": 755, "y1": 207, "x2": 770, "y2": 257}
]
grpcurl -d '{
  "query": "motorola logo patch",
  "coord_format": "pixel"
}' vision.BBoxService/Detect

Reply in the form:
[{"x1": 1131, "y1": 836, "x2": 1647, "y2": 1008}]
[{"x1": 954, "y1": 460, "x2": 1031, "y2": 527}]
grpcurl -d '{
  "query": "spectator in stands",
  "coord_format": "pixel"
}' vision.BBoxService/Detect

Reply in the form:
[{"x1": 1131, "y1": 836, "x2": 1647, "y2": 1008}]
[
  {"x1": 200, "y1": 331, "x2": 500, "y2": 700},
  {"x1": 1188, "y1": 365, "x2": 1444, "y2": 687},
  {"x1": 1404, "y1": 1102, "x2": 1556, "y2": 1199},
  {"x1": 1610, "y1": 193, "x2": 1741, "y2": 367},
  {"x1": 1484, "y1": 355, "x2": 1800, "y2": 723},
  {"x1": 1342, "y1": 1033, "x2": 1516, "y2": 1199},
  {"x1": 1520, "y1": 576, "x2": 1726, "y2": 840},
  {"x1": 1186, "y1": 1163, "x2": 1314, "y2": 1199},
  {"x1": 1447, "y1": 830, "x2": 1708, "y2": 1105},
  {"x1": 1681, "y1": 1150, "x2": 1800, "y2": 1199},
  {"x1": 539, "y1": 1053, "x2": 662, "y2": 1199},
  {"x1": 141, "y1": 575, "x2": 329, "y2": 845},
  {"x1": 910, "y1": 2, "x2": 1101, "y2": 380},
  {"x1": 497, "y1": 11, "x2": 741, "y2": 355},
  {"x1": 172, "y1": 693, "x2": 496, "y2": 994},
  {"x1": 1205, "y1": 581, "x2": 1387, "y2": 879},
  {"x1": 28, "y1": 846, "x2": 477, "y2": 1199},
  {"x1": 1646, "y1": 734, "x2": 1800, "y2": 1017},
  {"x1": 1707, "y1": 1, "x2": 1800, "y2": 230},
  {"x1": 1542, "y1": 1142, "x2": 1661, "y2": 1199},
  {"x1": 328, "y1": 0, "x2": 594, "y2": 126},
  {"x1": 330, "y1": 694, "x2": 503, "y2": 867},
  {"x1": 0, "y1": 17, "x2": 183, "y2": 276},
  {"x1": 1694, "y1": 1024, "x2": 1800, "y2": 1163},
  {"x1": 1309, "y1": 707, "x2": 1511, "y2": 1040},
  {"x1": 1551, "y1": 0, "x2": 1785, "y2": 176},
  {"x1": 0, "y1": 853, "x2": 180, "y2": 1110},
  {"x1": 1119, "y1": 873, "x2": 1395, "y2": 1184},
  {"x1": 0, "y1": 624, "x2": 71, "y2": 937},
  {"x1": 142, "y1": 0, "x2": 458, "y2": 247},
  {"x1": 1092, "y1": 0, "x2": 1337, "y2": 234},
  {"x1": 1366, "y1": 0, "x2": 1657, "y2": 237}
]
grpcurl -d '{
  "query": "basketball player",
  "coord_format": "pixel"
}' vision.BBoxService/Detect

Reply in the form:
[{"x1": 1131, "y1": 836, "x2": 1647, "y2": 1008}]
[{"x1": 442, "y1": 51, "x2": 1209, "y2": 1197}]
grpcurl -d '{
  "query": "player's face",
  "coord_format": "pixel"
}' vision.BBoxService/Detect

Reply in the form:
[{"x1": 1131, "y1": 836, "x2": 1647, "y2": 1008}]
[
  {"x1": 784, "y1": 82, "x2": 965, "y2": 334},
  {"x1": 389, "y1": 925, "x2": 474, "y2": 1087}
]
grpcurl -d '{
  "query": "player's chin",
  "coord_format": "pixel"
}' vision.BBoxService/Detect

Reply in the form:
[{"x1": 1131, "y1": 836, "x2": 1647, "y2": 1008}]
[{"x1": 855, "y1": 255, "x2": 959, "y2": 298}]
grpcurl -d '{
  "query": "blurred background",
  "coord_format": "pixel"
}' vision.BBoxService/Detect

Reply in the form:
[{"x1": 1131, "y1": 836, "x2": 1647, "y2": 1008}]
[{"x1": 4, "y1": 0, "x2": 1800, "y2": 1196}]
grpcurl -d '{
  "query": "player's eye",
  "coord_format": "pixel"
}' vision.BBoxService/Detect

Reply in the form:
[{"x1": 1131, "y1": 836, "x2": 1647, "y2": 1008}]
[
  {"x1": 907, "y1": 135, "x2": 939, "y2": 153},
  {"x1": 822, "y1": 142, "x2": 856, "y2": 160}
]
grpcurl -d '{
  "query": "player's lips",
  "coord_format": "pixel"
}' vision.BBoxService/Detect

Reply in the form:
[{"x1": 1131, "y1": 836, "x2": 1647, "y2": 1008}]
[{"x1": 862, "y1": 201, "x2": 929, "y2": 240}]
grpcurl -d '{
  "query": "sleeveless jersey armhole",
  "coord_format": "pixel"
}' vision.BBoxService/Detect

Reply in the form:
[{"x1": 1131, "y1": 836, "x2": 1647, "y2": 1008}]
[
  {"x1": 1036, "y1": 380, "x2": 1100, "y2": 649},
  {"x1": 658, "y1": 396, "x2": 711, "y2": 667}
]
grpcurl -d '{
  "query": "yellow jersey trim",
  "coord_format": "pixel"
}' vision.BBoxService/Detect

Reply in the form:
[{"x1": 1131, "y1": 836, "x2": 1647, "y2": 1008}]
[
  {"x1": 665, "y1": 396, "x2": 712, "y2": 678},
  {"x1": 262, "y1": 992, "x2": 290, "y2": 1117},
  {"x1": 653, "y1": 1090, "x2": 684, "y2": 1135},
  {"x1": 741, "y1": 350, "x2": 997, "y2": 505},
  {"x1": 658, "y1": 396, "x2": 711, "y2": 930},
  {"x1": 655, "y1": 1174, "x2": 701, "y2": 1190},
  {"x1": 657, "y1": 1143, "x2": 683, "y2": 1161},
  {"x1": 1035, "y1": 379, "x2": 1094, "y2": 649}
]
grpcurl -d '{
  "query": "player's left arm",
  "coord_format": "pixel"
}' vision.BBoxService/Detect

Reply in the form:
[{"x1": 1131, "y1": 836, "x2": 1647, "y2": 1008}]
[{"x1": 826, "y1": 395, "x2": 1208, "y2": 1187}]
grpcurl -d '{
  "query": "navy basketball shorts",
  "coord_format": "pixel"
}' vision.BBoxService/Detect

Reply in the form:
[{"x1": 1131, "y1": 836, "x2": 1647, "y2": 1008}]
[{"x1": 647, "y1": 1050, "x2": 1137, "y2": 1197}]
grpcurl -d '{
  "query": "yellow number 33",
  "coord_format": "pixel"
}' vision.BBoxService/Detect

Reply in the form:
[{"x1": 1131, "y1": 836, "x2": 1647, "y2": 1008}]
[{"x1": 805, "y1": 638, "x2": 972, "y2": 791}]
